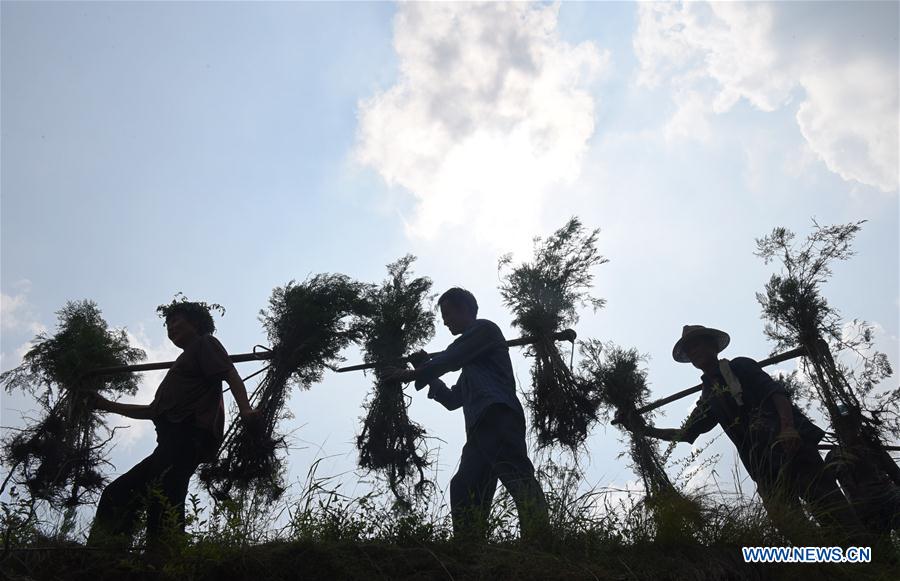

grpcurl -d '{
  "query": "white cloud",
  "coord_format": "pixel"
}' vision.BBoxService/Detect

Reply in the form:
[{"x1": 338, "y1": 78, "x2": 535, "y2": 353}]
[
  {"x1": 633, "y1": 1, "x2": 899, "y2": 193},
  {"x1": 1, "y1": 288, "x2": 46, "y2": 335},
  {"x1": 0, "y1": 293, "x2": 27, "y2": 330},
  {"x1": 796, "y1": 61, "x2": 898, "y2": 192},
  {"x1": 1, "y1": 284, "x2": 48, "y2": 370},
  {"x1": 355, "y1": 2, "x2": 608, "y2": 248},
  {"x1": 635, "y1": 2, "x2": 793, "y2": 112},
  {"x1": 664, "y1": 88, "x2": 712, "y2": 143}
]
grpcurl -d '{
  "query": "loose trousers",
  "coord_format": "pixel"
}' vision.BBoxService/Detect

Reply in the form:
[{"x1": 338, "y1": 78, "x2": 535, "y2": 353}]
[
  {"x1": 450, "y1": 404, "x2": 549, "y2": 540},
  {"x1": 89, "y1": 421, "x2": 211, "y2": 549},
  {"x1": 754, "y1": 443, "x2": 863, "y2": 542}
]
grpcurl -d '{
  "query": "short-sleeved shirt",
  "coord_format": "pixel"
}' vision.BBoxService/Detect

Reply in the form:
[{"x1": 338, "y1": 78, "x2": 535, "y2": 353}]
[
  {"x1": 149, "y1": 334, "x2": 233, "y2": 451},
  {"x1": 680, "y1": 357, "x2": 825, "y2": 481},
  {"x1": 414, "y1": 319, "x2": 525, "y2": 433}
]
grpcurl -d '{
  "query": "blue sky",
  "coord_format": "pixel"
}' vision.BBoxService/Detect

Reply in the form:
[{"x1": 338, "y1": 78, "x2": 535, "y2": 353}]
[{"x1": 2, "y1": 1, "x2": 898, "y2": 522}]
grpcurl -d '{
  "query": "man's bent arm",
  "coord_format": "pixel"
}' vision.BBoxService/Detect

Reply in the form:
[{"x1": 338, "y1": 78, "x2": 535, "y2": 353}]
[
  {"x1": 427, "y1": 378, "x2": 463, "y2": 411},
  {"x1": 413, "y1": 322, "x2": 500, "y2": 387},
  {"x1": 770, "y1": 392, "x2": 801, "y2": 454},
  {"x1": 770, "y1": 393, "x2": 796, "y2": 430}
]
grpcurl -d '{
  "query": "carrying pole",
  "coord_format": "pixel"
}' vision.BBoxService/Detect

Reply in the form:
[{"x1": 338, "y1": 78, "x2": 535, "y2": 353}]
[
  {"x1": 611, "y1": 346, "x2": 807, "y2": 425},
  {"x1": 85, "y1": 345, "x2": 273, "y2": 377},
  {"x1": 335, "y1": 328, "x2": 577, "y2": 373}
]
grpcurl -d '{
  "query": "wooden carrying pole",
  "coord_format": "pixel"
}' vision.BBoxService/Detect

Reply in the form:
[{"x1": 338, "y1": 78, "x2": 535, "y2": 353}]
[
  {"x1": 611, "y1": 346, "x2": 808, "y2": 425},
  {"x1": 84, "y1": 329, "x2": 578, "y2": 377},
  {"x1": 86, "y1": 346, "x2": 274, "y2": 377},
  {"x1": 76, "y1": 341, "x2": 900, "y2": 452},
  {"x1": 335, "y1": 328, "x2": 578, "y2": 373}
]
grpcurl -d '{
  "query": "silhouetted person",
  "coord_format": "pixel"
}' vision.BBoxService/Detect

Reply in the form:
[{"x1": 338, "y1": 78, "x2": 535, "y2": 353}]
[
  {"x1": 389, "y1": 288, "x2": 549, "y2": 542},
  {"x1": 618, "y1": 325, "x2": 863, "y2": 543},
  {"x1": 88, "y1": 303, "x2": 259, "y2": 556}
]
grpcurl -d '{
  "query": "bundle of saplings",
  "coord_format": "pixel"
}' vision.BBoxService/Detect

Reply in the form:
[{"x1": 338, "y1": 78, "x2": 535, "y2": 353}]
[
  {"x1": 0, "y1": 300, "x2": 145, "y2": 508},
  {"x1": 756, "y1": 222, "x2": 898, "y2": 465},
  {"x1": 355, "y1": 256, "x2": 435, "y2": 502},
  {"x1": 199, "y1": 274, "x2": 367, "y2": 503},
  {"x1": 498, "y1": 217, "x2": 607, "y2": 451},
  {"x1": 756, "y1": 220, "x2": 900, "y2": 532},
  {"x1": 579, "y1": 341, "x2": 679, "y2": 497},
  {"x1": 578, "y1": 340, "x2": 703, "y2": 540}
]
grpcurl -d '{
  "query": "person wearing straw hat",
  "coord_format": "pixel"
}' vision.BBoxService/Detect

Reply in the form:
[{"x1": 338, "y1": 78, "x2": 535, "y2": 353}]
[{"x1": 617, "y1": 325, "x2": 861, "y2": 540}]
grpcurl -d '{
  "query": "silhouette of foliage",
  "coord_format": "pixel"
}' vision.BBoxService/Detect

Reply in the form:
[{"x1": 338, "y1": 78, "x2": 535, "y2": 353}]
[
  {"x1": 200, "y1": 274, "x2": 368, "y2": 503},
  {"x1": 356, "y1": 256, "x2": 435, "y2": 504},
  {"x1": 755, "y1": 220, "x2": 900, "y2": 489},
  {"x1": 579, "y1": 340, "x2": 704, "y2": 540},
  {"x1": 498, "y1": 217, "x2": 607, "y2": 452},
  {"x1": 0, "y1": 301, "x2": 145, "y2": 508},
  {"x1": 578, "y1": 341, "x2": 673, "y2": 495}
]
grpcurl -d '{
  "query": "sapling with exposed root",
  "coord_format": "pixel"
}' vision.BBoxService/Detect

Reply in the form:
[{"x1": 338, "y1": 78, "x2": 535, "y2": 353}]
[
  {"x1": 498, "y1": 217, "x2": 607, "y2": 452},
  {"x1": 579, "y1": 340, "x2": 704, "y2": 541},
  {"x1": 355, "y1": 256, "x2": 435, "y2": 503},
  {"x1": 1, "y1": 301, "x2": 145, "y2": 509},
  {"x1": 200, "y1": 274, "x2": 367, "y2": 503}
]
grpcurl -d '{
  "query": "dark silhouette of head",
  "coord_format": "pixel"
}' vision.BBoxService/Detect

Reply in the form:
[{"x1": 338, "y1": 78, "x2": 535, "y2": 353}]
[
  {"x1": 160, "y1": 302, "x2": 216, "y2": 348},
  {"x1": 437, "y1": 287, "x2": 478, "y2": 336},
  {"x1": 673, "y1": 325, "x2": 729, "y2": 371},
  {"x1": 165, "y1": 312, "x2": 200, "y2": 349},
  {"x1": 683, "y1": 335, "x2": 720, "y2": 371}
]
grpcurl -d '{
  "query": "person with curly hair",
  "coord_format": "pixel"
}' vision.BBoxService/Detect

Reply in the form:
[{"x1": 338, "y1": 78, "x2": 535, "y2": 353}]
[{"x1": 88, "y1": 299, "x2": 260, "y2": 555}]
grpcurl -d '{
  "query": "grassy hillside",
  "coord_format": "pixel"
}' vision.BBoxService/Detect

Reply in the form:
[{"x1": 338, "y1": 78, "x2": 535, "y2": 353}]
[
  {"x1": 2, "y1": 536, "x2": 897, "y2": 581},
  {"x1": 2, "y1": 472, "x2": 896, "y2": 581}
]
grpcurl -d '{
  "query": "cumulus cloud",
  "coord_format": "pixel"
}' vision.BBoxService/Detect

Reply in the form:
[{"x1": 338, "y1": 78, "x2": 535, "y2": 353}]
[
  {"x1": 1, "y1": 293, "x2": 27, "y2": 331},
  {"x1": 664, "y1": 88, "x2": 713, "y2": 143},
  {"x1": 1, "y1": 283, "x2": 48, "y2": 370},
  {"x1": 633, "y1": 1, "x2": 899, "y2": 192},
  {"x1": 356, "y1": 2, "x2": 608, "y2": 247},
  {"x1": 796, "y1": 61, "x2": 898, "y2": 191},
  {"x1": 1, "y1": 287, "x2": 46, "y2": 336}
]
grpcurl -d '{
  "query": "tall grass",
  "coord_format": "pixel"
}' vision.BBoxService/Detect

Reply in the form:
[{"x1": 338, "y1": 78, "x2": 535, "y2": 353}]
[{"x1": 2, "y1": 451, "x2": 896, "y2": 580}]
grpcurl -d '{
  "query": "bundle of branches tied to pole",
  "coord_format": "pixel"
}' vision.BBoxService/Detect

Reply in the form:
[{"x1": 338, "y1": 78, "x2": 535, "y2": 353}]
[
  {"x1": 755, "y1": 220, "x2": 900, "y2": 533},
  {"x1": 0, "y1": 301, "x2": 145, "y2": 509},
  {"x1": 199, "y1": 274, "x2": 367, "y2": 503},
  {"x1": 498, "y1": 217, "x2": 608, "y2": 452},
  {"x1": 578, "y1": 340, "x2": 704, "y2": 539},
  {"x1": 355, "y1": 255, "x2": 435, "y2": 504},
  {"x1": 755, "y1": 220, "x2": 900, "y2": 487},
  {"x1": 578, "y1": 341, "x2": 680, "y2": 497}
]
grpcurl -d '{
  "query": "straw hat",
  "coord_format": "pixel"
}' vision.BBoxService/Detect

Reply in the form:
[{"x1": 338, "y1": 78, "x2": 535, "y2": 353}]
[{"x1": 672, "y1": 325, "x2": 730, "y2": 363}]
